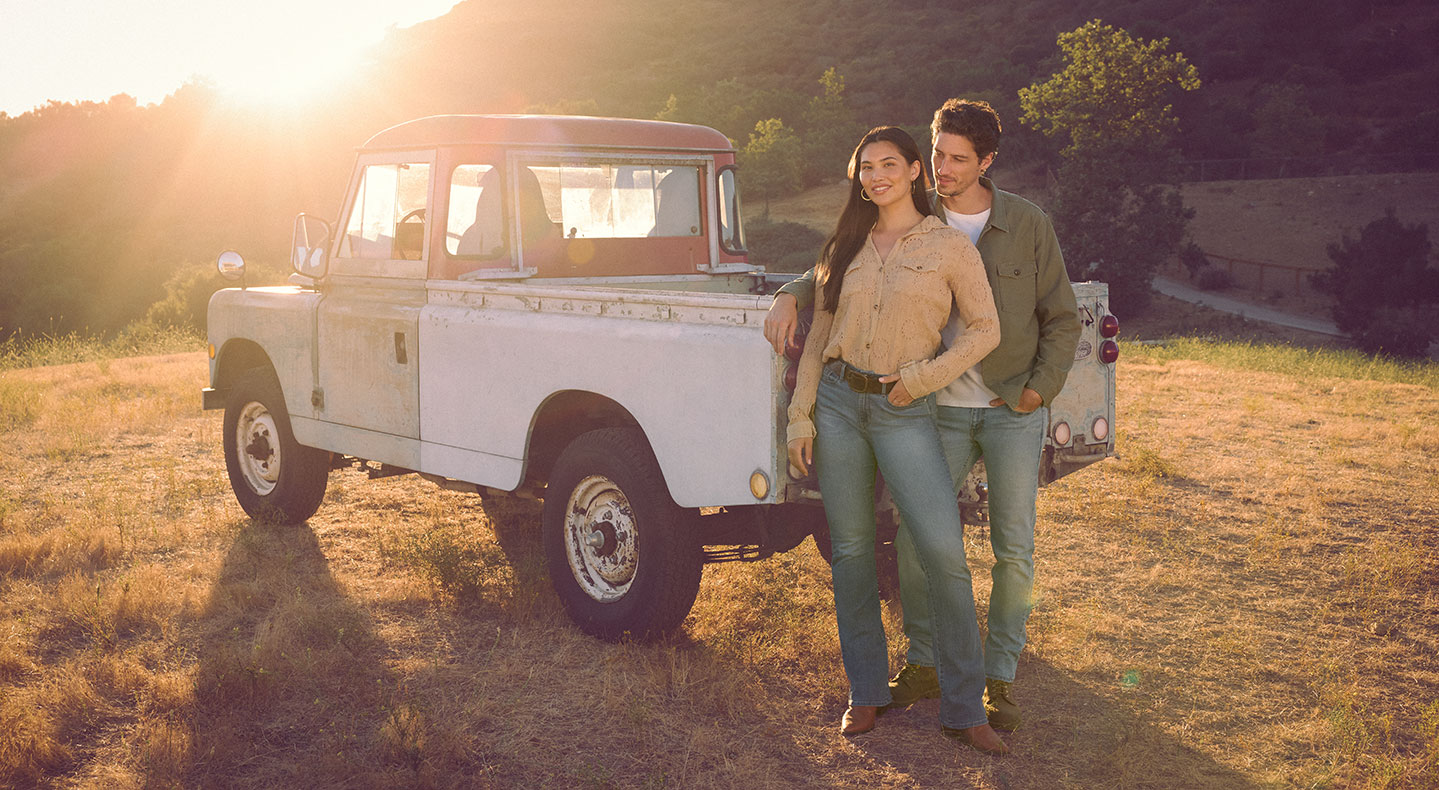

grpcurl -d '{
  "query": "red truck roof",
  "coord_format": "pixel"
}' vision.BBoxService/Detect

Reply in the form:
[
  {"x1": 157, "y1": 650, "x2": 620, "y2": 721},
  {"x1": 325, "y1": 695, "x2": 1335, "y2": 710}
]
[{"x1": 361, "y1": 115, "x2": 734, "y2": 153}]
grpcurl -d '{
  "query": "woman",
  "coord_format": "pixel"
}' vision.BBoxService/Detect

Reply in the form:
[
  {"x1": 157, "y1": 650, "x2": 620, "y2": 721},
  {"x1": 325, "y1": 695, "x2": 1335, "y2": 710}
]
[{"x1": 785, "y1": 126, "x2": 1007, "y2": 754}]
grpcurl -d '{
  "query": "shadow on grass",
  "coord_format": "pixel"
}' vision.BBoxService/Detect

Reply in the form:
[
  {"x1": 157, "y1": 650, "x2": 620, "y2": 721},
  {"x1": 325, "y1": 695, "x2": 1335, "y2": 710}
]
[
  {"x1": 184, "y1": 520, "x2": 418, "y2": 789},
  {"x1": 177, "y1": 511, "x2": 1261, "y2": 789},
  {"x1": 849, "y1": 655, "x2": 1262, "y2": 789}
]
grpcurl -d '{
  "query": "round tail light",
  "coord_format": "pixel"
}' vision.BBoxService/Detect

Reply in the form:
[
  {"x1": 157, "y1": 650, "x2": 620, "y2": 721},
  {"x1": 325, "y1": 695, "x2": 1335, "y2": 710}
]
[
  {"x1": 1100, "y1": 340, "x2": 1119, "y2": 364},
  {"x1": 1099, "y1": 314, "x2": 1119, "y2": 338},
  {"x1": 1092, "y1": 417, "x2": 1109, "y2": 441},
  {"x1": 784, "y1": 334, "x2": 806, "y2": 361},
  {"x1": 1052, "y1": 421, "x2": 1071, "y2": 445}
]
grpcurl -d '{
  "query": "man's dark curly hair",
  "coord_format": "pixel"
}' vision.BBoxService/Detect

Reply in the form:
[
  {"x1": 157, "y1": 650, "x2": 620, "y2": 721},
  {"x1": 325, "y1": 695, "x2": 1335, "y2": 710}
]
[{"x1": 930, "y1": 99, "x2": 1003, "y2": 161}]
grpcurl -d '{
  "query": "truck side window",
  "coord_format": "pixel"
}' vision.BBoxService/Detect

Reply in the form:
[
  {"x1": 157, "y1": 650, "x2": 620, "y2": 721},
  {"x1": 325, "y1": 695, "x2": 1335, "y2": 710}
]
[
  {"x1": 339, "y1": 163, "x2": 431, "y2": 260},
  {"x1": 718, "y1": 166, "x2": 745, "y2": 252},
  {"x1": 447, "y1": 164, "x2": 505, "y2": 258}
]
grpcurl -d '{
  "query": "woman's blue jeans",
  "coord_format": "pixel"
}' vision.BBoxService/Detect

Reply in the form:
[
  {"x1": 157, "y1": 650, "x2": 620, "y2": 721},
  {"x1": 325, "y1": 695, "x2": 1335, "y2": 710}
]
[{"x1": 814, "y1": 364, "x2": 988, "y2": 729}]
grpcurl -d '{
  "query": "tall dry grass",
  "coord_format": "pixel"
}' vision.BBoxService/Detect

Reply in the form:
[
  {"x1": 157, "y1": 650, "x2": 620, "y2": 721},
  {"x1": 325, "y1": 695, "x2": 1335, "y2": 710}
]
[{"x1": 0, "y1": 342, "x2": 1434, "y2": 788}]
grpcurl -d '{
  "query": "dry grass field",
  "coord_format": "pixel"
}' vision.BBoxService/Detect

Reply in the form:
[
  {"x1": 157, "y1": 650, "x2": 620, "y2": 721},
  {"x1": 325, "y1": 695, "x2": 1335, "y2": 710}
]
[{"x1": 1, "y1": 341, "x2": 1436, "y2": 789}]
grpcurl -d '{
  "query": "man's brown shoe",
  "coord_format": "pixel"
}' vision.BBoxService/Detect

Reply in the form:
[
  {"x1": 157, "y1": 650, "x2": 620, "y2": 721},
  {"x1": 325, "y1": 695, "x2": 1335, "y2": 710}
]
[
  {"x1": 841, "y1": 705, "x2": 881, "y2": 736},
  {"x1": 984, "y1": 678, "x2": 1021, "y2": 731},
  {"x1": 886, "y1": 663, "x2": 940, "y2": 707},
  {"x1": 941, "y1": 722, "x2": 1010, "y2": 755}
]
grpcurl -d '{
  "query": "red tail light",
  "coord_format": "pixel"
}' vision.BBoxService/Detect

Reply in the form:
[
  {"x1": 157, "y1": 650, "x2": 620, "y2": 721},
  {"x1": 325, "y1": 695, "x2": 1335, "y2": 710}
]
[
  {"x1": 1100, "y1": 340, "x2": 1119, "y2": 364},
  {"x1": 784, "y1": 335, "x2": 805, "y2": 361},
  {"x1": 1099, "y1": 315, "x2": 1119, "y2": 338}
]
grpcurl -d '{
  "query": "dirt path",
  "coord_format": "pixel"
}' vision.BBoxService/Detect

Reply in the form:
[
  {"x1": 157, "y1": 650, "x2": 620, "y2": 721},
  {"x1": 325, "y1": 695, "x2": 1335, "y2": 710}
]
[{"x1": 1152, "y1": 276, "x2": 1344, "y2": 336}]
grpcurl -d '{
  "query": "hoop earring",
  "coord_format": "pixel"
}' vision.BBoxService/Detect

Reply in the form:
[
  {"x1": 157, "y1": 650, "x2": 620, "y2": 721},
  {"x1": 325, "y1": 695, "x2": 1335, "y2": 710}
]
[{"x1": 860, "y1": 190, "x2": 872, "y2": 202}]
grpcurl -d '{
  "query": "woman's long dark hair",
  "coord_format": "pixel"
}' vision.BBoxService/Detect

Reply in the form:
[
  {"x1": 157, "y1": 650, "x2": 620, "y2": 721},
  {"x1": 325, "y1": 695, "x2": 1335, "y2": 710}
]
[{"x1": 816, "y1": 126, "x2": 935, "y2": 312}]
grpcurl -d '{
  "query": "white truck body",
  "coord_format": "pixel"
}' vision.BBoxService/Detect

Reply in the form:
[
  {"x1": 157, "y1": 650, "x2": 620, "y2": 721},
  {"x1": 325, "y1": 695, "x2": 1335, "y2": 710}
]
[{"x1": 204, "y1": 115, "x2": 1117, "y2": 640}]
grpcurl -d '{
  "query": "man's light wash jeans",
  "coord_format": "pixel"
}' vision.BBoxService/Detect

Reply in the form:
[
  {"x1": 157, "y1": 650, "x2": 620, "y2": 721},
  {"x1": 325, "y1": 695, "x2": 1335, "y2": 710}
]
[
  {"x1": 814, "y1": 364, "x2": 988, "y2": 729},
  {"x1": 895, "y1": 403, "x2": 1045, "y2": 683}
]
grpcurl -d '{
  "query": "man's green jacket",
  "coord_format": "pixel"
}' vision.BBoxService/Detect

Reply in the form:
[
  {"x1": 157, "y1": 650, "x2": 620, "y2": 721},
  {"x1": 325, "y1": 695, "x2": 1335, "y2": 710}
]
[{"x1": 776, "y1": 177, "x2": 1081, "y2": 408}]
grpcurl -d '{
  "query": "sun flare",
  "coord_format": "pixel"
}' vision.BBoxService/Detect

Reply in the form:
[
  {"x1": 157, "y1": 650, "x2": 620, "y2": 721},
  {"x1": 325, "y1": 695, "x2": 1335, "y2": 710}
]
[
  {"x1": 208, "y1": 36, "x2": 372, "y2": 107},
  {"x1": 197, "y1": 1, "x2": 459, "y2": 109}
]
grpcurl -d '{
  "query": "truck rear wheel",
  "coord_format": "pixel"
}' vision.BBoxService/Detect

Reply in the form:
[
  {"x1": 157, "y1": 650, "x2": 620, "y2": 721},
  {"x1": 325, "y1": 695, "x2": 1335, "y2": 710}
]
[
  {"x1": 543, "y1": 427, "x2": 702, "y2": 641},
  {"x1": 223, "y1": 367, "x2": 330, "y2": 524}
]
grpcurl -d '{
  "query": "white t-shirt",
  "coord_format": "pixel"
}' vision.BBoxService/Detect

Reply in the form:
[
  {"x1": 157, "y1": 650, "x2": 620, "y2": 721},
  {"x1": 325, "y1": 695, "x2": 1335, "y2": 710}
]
[{"x1": 937, "y1": 205, "x2": 1001, "y2": 408}]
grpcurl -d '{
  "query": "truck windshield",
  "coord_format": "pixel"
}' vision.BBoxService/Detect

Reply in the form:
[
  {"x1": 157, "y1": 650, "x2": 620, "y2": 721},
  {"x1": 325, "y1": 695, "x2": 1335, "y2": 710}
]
[{"x1": 340, "y1": 162, "x2": 431, "y2": 260}]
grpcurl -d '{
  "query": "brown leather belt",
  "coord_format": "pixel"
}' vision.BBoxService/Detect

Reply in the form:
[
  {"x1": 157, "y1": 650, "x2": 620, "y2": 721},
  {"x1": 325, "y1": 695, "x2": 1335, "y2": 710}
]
[{"x1": 840, "y1": 362, "x2": 894, "y2": 395}]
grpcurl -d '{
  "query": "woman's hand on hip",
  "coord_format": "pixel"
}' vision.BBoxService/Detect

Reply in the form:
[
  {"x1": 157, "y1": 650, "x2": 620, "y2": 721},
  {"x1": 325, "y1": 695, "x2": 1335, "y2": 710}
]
[
  {"x1": 878, "y1": 374, "x2": 914, "y2": 407},
  {"x1": 787, "y1": 437, "x2": 813, "y2": 477}
]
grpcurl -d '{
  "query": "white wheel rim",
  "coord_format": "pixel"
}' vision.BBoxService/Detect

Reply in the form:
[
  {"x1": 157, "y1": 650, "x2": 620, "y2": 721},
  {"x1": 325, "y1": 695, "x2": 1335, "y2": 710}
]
[
  {"x1": 563, "y1": 474, "x2": 639, "y2": 603},
  {"x1": 236, "y1": 401, "x2": 281, "y2": 496}
]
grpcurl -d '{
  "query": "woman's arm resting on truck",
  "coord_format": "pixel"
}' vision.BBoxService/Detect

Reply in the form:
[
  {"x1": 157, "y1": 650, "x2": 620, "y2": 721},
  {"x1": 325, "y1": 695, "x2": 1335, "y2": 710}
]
[{"x1": 764, "y1": 267, "x2": 817, "y2": 353}]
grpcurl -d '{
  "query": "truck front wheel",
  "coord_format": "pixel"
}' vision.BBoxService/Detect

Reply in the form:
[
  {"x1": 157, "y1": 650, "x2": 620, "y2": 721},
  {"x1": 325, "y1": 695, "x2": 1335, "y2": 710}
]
[
  {"x1": 223, "y1": 367, "x2": 330, "y2": 524},
  {"x1": 543, "y1": 428, "x2": 702, "y2": 641}
]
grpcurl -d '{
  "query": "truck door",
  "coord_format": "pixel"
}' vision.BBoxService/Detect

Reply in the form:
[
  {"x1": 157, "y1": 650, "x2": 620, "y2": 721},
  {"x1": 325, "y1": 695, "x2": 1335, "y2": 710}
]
[{"x1": 314, "y1": 152, "x2": 434, "y2": 456}]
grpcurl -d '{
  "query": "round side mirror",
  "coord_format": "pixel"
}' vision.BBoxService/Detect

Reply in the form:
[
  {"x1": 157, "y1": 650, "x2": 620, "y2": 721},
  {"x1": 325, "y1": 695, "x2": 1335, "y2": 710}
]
[{"x1": 217, "y1": 250, "x2": 246, "y2": 281}]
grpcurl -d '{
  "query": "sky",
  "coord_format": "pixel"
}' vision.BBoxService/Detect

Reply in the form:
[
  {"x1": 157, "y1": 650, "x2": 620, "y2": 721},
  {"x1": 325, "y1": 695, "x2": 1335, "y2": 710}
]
[{"x1": 0, "y1": 0, "x2": 462, "y2": 116}]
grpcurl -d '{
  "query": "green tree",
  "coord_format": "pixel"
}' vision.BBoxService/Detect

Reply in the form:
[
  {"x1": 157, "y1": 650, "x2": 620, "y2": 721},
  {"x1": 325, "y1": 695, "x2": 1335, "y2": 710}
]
[
  {"x1": 1250, "y1": 82, "x2": 1323, "y2": 158},
  {"x1": 1019, "y1": 20, "x2": 1200, "y2": 156},
  {"x1": 738, "y1": 118, "x2": 802, "y2": 217},
  {"x1": 655, "y1": 94, "x2": 682, "y2": 122},
  {"x1": 1311, "y1": 209, "x2": 1438, "y2": 358},
  {"x1": 798, "y1": 67, "x2": 861, "y2": 187},
  {"x1": 1019, "y1": 20, "x2": 1200, "y2": 313}
]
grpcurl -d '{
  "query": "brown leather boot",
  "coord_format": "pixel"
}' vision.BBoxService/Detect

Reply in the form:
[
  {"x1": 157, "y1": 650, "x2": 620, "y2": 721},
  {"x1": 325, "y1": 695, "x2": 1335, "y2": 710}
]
[
  {"x1": 941, "y1": 722, "x2": 1010, "y2": 755},
  {"x1": 985, "y1": 678, "x2": 1022, "y2": 731},
  {"x1": 841, "y1": 705, "x2": 881, "y2": 736}
]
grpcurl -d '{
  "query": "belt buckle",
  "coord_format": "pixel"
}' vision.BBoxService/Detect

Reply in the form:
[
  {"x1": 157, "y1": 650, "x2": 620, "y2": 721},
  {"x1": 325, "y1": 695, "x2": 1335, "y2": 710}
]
[{"x1": 842, "y1": 365, "x2": 868, "y2": 393}]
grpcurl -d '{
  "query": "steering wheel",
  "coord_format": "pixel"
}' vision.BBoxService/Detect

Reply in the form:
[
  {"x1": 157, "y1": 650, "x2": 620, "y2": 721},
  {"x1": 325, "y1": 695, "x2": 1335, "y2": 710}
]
[{"x1": 395, "y1": 208, "x2": 427, "y2": 260}]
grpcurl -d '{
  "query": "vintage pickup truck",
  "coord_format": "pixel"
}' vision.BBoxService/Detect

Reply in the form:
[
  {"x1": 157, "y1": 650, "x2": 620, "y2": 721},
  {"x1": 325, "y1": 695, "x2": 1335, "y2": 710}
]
[{"x1": 203, "y1": 115, "x2": 1119, "y2": 641}]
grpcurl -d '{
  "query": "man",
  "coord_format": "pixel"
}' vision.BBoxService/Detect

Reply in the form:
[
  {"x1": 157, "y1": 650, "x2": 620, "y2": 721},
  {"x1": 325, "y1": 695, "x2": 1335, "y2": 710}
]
[{"x1": 764, "y1": 99, "x2": 1080, "y2": 734}]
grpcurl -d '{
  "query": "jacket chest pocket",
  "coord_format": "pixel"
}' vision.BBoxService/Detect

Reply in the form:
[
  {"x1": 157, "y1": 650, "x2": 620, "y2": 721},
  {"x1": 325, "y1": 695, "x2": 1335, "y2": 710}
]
[{"x1": 993, "y1": 259, "x2": 1037, "y2": 315}]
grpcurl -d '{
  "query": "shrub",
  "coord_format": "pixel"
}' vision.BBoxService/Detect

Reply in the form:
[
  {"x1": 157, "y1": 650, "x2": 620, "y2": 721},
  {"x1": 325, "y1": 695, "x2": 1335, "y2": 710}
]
[
  {"x1": 1180, "y1": 241, "x2": 1210, "y2": 279},
  {"x1": 745, "y1": 220, "x2": 826, "y2": 273},
  {"x1": 776, "y1": 250, "x2": 820, "y2": 273},
  {"x1": 1350, "y1": 306, "x2": 1437, "y2": 360},
  {"x1": 1312, "y1": 209, "x2": 1438, "y2": 358},
  {"x1": 1195, "y1": 265, "x2": 1235, "y2": 291}
]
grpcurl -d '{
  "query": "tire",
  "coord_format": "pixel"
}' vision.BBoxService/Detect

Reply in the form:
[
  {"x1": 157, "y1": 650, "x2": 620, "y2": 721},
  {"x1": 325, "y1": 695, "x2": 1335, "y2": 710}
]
[
  {"x1": 542, "y1": 427, "x2": 702, "y2": 641},
  {"x1": 223, "y1": 366, "x2": 330, "y2": 524}
]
